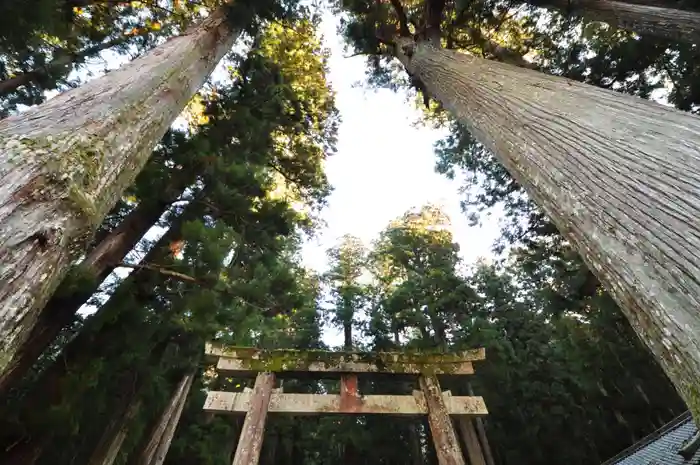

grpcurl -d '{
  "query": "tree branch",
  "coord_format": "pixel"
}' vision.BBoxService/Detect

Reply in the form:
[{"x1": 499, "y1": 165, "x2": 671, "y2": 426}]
[
  {"x1": 117, "y1": 262, "x2": 288, "y2": 319},
  {"x1": 464, "y1": 27, "x2": 538, "y2": 70},
  {"x1": 389, "y1": 0, "x2": 412, "y2": 36},
  {"x1": 116, "y1": 262, "x2": 203, "y2": 284}
]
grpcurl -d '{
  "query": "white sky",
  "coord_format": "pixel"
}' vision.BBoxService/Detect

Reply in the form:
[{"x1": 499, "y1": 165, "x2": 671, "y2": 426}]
[
  {"x1": 308, "y1": 13, "x2": 503, "y2": 346},
  {"x1": 302, "y1": 13, "x2": 501, "y2": 276}
]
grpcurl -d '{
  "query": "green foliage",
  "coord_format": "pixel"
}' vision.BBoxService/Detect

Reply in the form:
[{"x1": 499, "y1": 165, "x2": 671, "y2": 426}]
[
  {"x1": 0, "y1": 11, "x2": 336, "y2": 465},
  {"x1": 0, "y1": 0, "x2": 315, "y2": 117},
  {"x1": 358, "y1": 205, "x2": 685, "y2": 464},
  {"x1": 324, "y1": 234, "x2": 369, "y2": 348}
]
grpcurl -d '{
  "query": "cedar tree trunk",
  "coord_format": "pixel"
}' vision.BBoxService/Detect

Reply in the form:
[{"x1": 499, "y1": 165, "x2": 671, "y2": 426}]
[
  {"x1": 0, "y1": 5, "x2": 242, "y2": 377},
  {"x1": 534, "y1": 0, "x2": 700, "y2": 42},
  {"x1": 128, "y1": 372, "x2": 194, "y2": 465},
  {"x1": 395, "y1": 37, "x2": 700, "y2": 418},
  {"x1": 0, "y1": 189, "x2": 190, "y2": 395}
]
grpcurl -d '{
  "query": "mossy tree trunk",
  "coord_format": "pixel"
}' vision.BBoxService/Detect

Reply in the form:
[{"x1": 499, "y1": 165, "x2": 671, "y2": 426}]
[
  {"x1": 393, "y1": 37, "x2": 700, "y2": 419},
  {"x1": 0, "y1": 222, "x2": 184, "y2": 456},
  {"x1": 0, "y1": 5, "x2": 243, "y2": 379},
  {"x1": 0, "y1": 180, "x2": 191, "y2": 396}
]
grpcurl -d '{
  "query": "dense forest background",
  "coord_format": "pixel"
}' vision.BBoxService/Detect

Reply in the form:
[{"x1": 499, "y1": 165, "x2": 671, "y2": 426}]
[{"x1": 0, "y1": 0, "x2": 698, "y2": 464}]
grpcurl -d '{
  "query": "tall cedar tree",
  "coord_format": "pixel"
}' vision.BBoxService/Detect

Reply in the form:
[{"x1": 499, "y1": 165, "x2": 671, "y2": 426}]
[
  {"x1": 0, "y1": 0, "x2": 220, "y2": 115},
  {"x1": 0, "y1": 9, "x2": 335, "y2": 394},
  {"x1": 0, "y1": 0, "x2": 304, "y2": 379},
  {"x1": 336, "y1": 0, "x2": 700, "y2": 419}
]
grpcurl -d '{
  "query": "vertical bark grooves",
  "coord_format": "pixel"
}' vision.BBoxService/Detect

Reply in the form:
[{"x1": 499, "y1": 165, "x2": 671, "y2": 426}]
[
  {"x1": 0, "y1": 196, "x2": 188, "y2": 395},
  {"x1": 543, "y1": 0, "x2": 700, "y2": 42},
  {"x1": 127, "y1": 372, "x2": 194, "y2": 465},
  {"x1": 0, "y1": 5, "x2": 243, "y2": 375},
  {"x1": 398, "y1": 39, "x2": 700, "y2": 417},
  {"x1": 457, "y1": 418, "x2": 486, "y2": 465},
  {"x1": 150, "y1": 373, "x2": 194, "y2": 465}
]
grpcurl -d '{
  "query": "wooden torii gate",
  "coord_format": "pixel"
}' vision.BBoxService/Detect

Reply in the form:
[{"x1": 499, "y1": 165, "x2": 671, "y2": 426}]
[{"x1": 203, "y1": 344, "x2": 491, "y2": 465}]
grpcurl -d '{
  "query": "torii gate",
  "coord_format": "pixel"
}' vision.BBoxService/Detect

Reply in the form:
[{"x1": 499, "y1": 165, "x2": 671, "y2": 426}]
[{"x1": 203, "y1": 344, "x2": 492, "y2": 465}]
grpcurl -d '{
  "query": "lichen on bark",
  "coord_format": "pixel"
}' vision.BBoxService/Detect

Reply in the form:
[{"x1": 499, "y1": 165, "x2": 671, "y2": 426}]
[{"x1": 0, "y1": 5, "x2": 243, "y2": 381}]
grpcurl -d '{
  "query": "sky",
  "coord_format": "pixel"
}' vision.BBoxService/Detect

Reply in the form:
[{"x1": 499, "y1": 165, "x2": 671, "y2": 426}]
[
  {"x1": 301, "y1": 12, "x2": 502, "y2": 275},
  {"x1": 306, "y1": 13, "x2": 503, "y2": 346}
]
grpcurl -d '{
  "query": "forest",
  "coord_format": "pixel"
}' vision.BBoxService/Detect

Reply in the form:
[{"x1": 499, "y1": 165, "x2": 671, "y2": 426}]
[{"x1": 0, "y1": 0, "x2": 699, "y2": 464}]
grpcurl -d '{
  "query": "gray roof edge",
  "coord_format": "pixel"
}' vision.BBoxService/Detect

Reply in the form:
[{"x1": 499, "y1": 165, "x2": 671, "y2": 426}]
[{"x1": 600, "y1": 411, "x2": 693, "y2": 465}]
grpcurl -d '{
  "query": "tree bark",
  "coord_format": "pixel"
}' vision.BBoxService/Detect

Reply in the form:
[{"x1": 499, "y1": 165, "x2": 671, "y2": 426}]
[
  {"x1": 467, "y1": 384, "x2": 495, "y2": 465},
  {"x1": 86, "y1": 397, "x2": 143, "y2": 465},
  {"x1": 0, "y1": 5, "x2": 244, "y2": 377},
  {"x1": 456, "y1": 419, "x2": 486, "y2": 465},
  {"x1": 620, "y1": 0, "x2": 700, "y2": 11},
  {"x1": 395, "y1": 38, "x2": 700, "y2": 419},
  {"x1": 127, "y1": 372, "x2": 194, "y2": 465},
  {"x1": 6, "y1": 220, "x2": 183, "y2": 423},
  {"x1": 0, "y1": 190, "x2": 190, "y2": 395},
  {"x1": 533, "y1": 0, "x2": 700, "y2": 43},
  {"x1": 149, "y1": 372, "x2": 194, "y2": 465},
  {"x1": 343, "y1": 322, "x2": 352, "y2": 350}
]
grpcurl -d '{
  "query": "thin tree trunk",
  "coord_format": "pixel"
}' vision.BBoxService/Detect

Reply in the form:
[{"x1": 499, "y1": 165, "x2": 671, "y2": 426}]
[
  {"x1": 0, "y1": 190, "x2": 187, "y2": 395},
  {"x1": 149, "y1": 373, "x2": 194, "y2": 465},
  {"x1": 261, "y1": 429, "x2": 279, "y2": 465},
  {"x1": 4, "y1": 223, "x2": 183, "y2": 430},
  {"x1": 86, "y1": 397, "x2": 143, "y2": 465},
  {"x1": 620, "y1": 0, "x2": 700, "y2": 10},
  {"x1": 2, "y1": 436, "x2": 50, "y2": 465},
  {"x1": 456, "y1": 419, "x2": 486, "y2": 465},
  {"x1": 0, "y1": 5, "x2": 245, "y2": 377},
  {"x1": 409, "y1": 424, "x2": 424, "y2": 465},
  {"x1": 343, "y1": 322, "x2": 352, "y2": 350},
  {"x1": 0, "y1": 35, "x2": 133, "y2": 97},
  {"x1": 85, "y1": 337, "x2": 184, "y2": 465},
  {"x1": 127, "y1": 371, "x2": 194, "y2": 465},
  {"x1": 395, "y1": 38, "x2": 700, "y2": 419},
  {"x1": 467, "y1": 383, "x2": 495, "y2": 465},
  {"x1": 533, "y1": 0, "x2": 700, "y2": 43}
]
